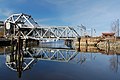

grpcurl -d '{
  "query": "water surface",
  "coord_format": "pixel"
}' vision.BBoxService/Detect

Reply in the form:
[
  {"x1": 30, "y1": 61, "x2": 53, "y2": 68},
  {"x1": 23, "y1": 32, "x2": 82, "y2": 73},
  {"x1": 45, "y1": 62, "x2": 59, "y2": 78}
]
[{"x1": 0, "y1": 42, "x2": 120, "y2": 80}]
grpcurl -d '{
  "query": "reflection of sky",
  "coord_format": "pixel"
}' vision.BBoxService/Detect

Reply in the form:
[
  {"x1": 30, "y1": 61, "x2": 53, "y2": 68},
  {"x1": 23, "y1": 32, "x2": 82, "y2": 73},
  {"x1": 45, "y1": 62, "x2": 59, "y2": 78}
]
[
  {"x1": 0, "y1": 55, "x2": 5, "y2": 67},
  {"x1": 33, "y1": 53, "x2": 120, "y2": 80},
  {"x1": 0, "y1": 50, "x2": 120, "y2": 80},
  {"x1": 20, "y1": 54, "x2": 120, "y2": 80}
]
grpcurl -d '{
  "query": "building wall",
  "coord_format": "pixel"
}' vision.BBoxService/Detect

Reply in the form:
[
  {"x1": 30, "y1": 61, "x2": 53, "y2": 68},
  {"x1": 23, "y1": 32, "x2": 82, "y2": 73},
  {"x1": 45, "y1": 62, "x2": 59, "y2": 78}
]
[{"x1": 0, "y1": 21, "x2": 4, "y2": 37}]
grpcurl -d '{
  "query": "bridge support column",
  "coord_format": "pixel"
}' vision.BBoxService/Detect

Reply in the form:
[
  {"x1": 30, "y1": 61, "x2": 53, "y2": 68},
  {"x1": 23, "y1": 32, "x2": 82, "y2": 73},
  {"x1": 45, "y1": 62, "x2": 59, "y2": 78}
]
[
  {"x1": 65, "y1": 39, "x2": 73, "y2": 48},
  {"x1": 76, "y1": 37, "x2": 81, "y2": 51},
  {"x1": 23, "y1": 39, "x2": 26, "y2": 49}
]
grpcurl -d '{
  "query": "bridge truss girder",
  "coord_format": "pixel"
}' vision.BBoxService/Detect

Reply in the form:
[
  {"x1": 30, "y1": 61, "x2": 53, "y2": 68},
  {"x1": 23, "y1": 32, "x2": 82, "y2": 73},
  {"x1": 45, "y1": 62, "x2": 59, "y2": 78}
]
[
  {"x1": 17, "y1": 26, "x2": 80, "y2": 40},
  {"x1": 4, "y1": 13, "x2": 80, "y2": 40}
]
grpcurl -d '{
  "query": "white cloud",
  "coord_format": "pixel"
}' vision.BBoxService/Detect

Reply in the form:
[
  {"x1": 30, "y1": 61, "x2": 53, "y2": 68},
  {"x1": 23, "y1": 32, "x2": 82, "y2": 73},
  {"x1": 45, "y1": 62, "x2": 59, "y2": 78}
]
[
  {"x1": 44, "y1": 0, "x2": 74, "y2": 5},
  {"x1": 0, "y1": 8, "x2": 14, "y2": 17},
  {"x1": 54, "y1": 0, "x2": 120, "y2": 35},
  {"x1": 36, "y1": 18, "x2": 55, "y2": 23}
]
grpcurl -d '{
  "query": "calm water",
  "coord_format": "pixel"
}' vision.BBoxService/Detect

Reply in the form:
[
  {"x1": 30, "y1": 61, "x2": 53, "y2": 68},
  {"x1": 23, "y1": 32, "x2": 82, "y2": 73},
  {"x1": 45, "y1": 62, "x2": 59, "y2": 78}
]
[{"x1": 0, "y1": 41, "x2": 120, "y2": 80}]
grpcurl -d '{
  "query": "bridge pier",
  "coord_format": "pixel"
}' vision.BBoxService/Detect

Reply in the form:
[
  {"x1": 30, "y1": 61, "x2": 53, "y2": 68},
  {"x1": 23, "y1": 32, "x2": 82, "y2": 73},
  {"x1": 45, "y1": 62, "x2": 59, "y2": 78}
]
[
  {"x1": 23, "y1": 39, "x2": 26, "y2": 49},
  {"x1": 65, "y1": 39, "x2": 73, "y2": 48},
  {"x1": 72, "y1": 37, "x2": 81, "y2": 51},
  {"x1": 76, "y1": 37, "x2": 81, "y2": 51}
]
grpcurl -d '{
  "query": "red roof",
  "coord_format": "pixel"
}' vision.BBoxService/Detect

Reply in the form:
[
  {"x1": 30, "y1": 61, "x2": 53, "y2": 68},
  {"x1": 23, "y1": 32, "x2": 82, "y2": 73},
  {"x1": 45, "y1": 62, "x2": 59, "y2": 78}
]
[{"x1": 102, "y1": 32, "x2": 115, "y2": 36}]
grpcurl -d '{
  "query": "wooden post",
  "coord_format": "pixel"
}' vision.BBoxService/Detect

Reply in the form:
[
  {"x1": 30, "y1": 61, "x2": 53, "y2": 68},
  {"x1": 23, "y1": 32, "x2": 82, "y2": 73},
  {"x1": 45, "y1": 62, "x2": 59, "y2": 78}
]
[
  {"x1": 23, "y1": 39, "x2": 26, "y2": 49},
  {"x1": 77, "y1": 37, "x2": 81, "y2": 51},
  {"x1": 106, "y1": 40, "x2": 110, "y2": 54},
  {"x1": 17, "y1": 31, "x2": 22, "y2": 78}
]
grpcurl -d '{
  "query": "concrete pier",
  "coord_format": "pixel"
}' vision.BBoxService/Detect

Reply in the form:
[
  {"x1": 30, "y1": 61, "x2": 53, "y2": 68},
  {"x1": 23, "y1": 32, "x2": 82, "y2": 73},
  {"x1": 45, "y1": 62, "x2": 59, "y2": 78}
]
[{"x1": 65, "y1": 39, "x2": 73, "y2": 48}]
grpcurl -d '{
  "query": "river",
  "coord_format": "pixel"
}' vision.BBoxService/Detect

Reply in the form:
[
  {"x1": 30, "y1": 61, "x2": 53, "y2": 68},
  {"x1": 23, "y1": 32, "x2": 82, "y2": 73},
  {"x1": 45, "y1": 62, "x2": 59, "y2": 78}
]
[{"x1": 0, "y1": 41, "x2": 120, "y2": 80}]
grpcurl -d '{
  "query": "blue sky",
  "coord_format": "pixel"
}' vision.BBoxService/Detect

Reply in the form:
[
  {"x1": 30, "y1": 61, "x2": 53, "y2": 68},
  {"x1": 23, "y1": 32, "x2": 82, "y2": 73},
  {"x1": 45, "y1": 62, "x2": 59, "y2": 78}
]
[{"x1": 0, "y1": 0, "x2": 120, "y2": 35}]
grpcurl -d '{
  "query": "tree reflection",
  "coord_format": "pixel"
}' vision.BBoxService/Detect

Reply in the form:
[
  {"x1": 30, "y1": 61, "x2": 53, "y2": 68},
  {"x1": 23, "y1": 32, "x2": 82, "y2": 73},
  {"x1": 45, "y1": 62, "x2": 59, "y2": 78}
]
[{"x1": 109, "y1": 55, "x2": 120, "y2": 72}]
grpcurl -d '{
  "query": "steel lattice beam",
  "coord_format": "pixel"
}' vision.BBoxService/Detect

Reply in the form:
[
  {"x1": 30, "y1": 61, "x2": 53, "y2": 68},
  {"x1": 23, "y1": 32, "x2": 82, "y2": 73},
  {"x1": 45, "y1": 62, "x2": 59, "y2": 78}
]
[{"x1": 4, "y1": 13, "x2": 80, "y2": 40}]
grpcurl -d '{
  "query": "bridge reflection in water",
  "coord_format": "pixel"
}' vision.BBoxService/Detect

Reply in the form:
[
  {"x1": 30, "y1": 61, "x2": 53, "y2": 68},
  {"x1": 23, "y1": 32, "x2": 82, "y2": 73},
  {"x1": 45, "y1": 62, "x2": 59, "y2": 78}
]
[
  {"x1": 5, "y1": 47, "x2": 80, "y2": 78},
  {"x1": 5, "y1": 46, "x2": 120, "y2": 78}
]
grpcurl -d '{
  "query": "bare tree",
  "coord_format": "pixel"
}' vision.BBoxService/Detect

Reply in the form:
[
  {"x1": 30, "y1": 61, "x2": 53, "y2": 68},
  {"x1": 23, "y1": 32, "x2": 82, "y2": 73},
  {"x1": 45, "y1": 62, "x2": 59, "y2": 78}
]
[{"x1": 111, "y1": 19, "x2": 119, "y2": 36}]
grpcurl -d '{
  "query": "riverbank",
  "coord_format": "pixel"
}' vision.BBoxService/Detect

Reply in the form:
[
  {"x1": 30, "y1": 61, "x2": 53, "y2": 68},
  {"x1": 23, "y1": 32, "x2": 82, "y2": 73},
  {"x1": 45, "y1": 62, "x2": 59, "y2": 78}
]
[
  {"x1": 74, "y1": 37, "x2": 120, "y2": 54},
  {"x1": 0, "y1": 38, "x2": 11, "y2": 46},
  {"x1": 74, "y1": 37, "x2": 100, "y2": 47}
]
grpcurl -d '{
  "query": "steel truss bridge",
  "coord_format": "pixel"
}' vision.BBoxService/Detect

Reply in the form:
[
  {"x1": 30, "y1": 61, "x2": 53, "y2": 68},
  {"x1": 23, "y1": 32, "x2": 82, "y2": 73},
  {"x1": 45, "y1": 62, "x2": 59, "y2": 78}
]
[{"x1": 5, "y1": 13, "x2": 80, "y2": 40}]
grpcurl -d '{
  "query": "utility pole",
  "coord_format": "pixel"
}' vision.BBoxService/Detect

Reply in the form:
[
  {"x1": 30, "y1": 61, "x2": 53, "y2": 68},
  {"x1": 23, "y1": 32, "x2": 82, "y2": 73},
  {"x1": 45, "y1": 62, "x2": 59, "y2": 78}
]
[
  {"x1": 93, "y1": 29, "x2": 96, "y2": 37},
  {"x1": 91, "y1": 28, "x2": 93, "y2": 37},
  {"x1": 77, "y1": 24, "x2": 86, "y2": 37},
  {"x1": 117, "y1": 19, "x2": 119, "y2": 37}
]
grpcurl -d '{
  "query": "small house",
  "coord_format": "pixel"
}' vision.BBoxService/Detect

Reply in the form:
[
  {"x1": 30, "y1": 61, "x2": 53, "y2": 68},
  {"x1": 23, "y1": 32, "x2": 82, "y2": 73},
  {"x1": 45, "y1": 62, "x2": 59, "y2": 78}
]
[{"x1": 102, "y1": 32, "x2": 115, "y2": 39}]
